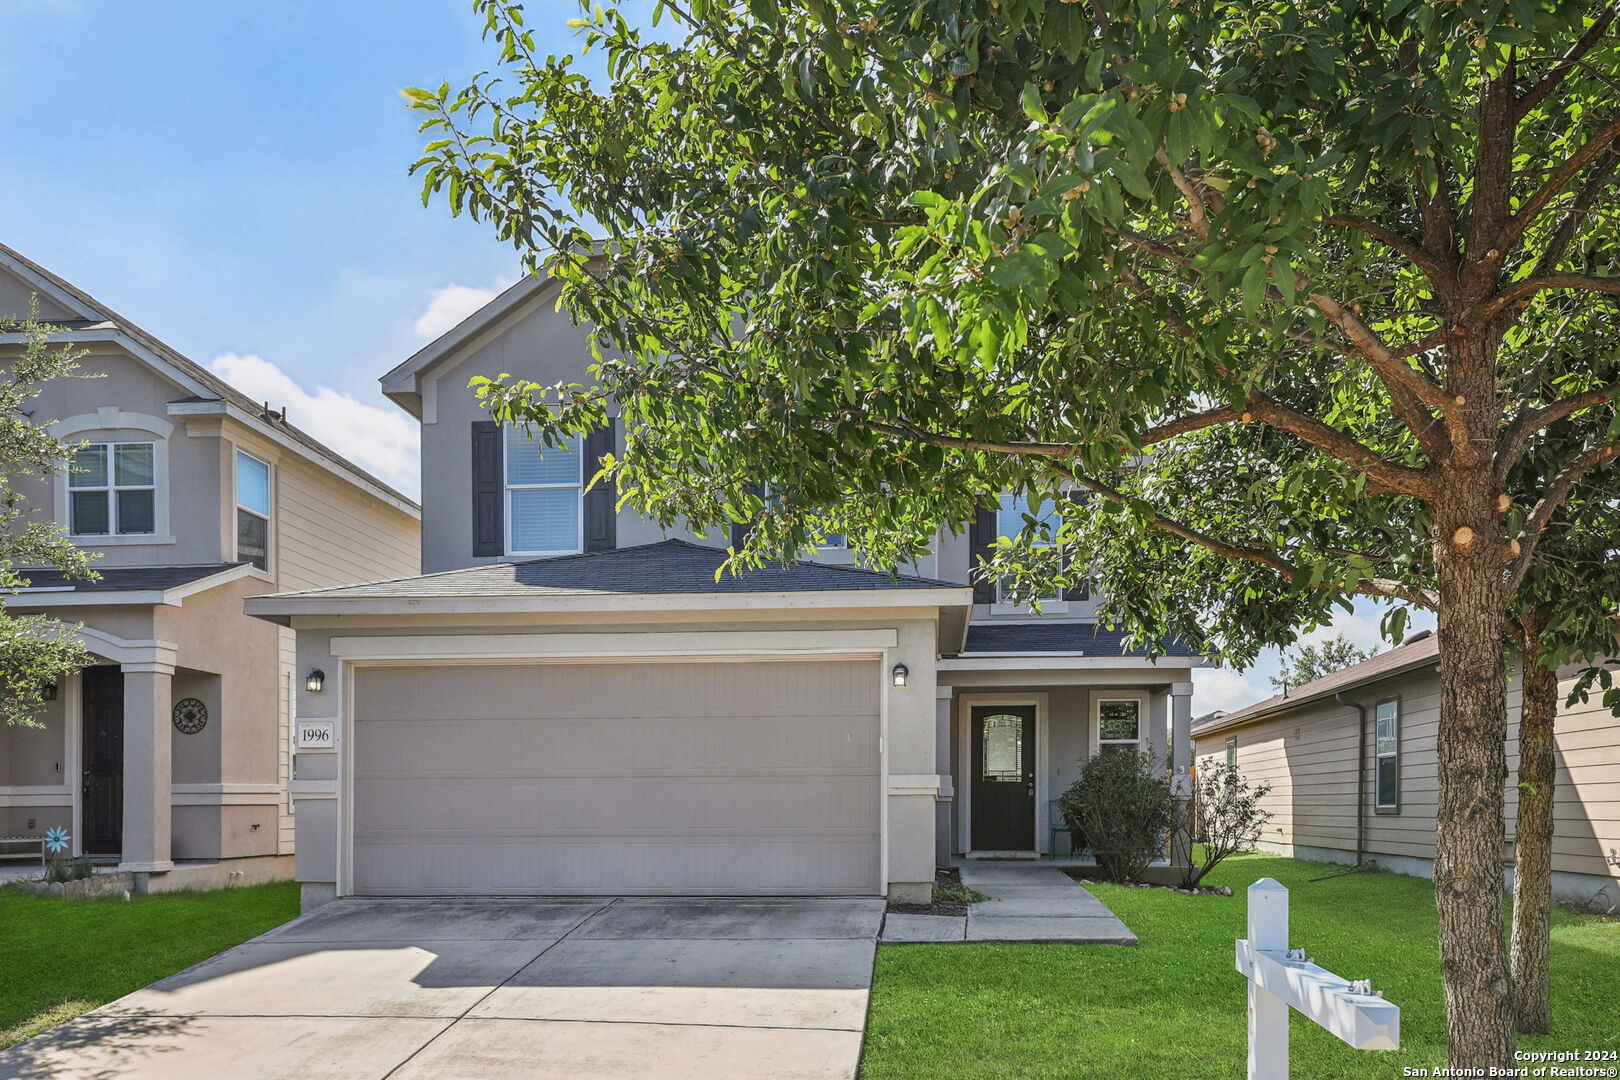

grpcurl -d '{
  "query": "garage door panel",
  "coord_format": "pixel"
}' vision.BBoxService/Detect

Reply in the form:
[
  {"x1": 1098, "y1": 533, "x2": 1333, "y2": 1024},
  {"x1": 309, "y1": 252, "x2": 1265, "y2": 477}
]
[
  {"x1": 350, "y1": 660, "x2": 882, "y2": 896},
  {"x1": 353, "y1": 836, "x2": 881, "y2": 896},
  {"x1": 354, "y1": 776, "x2": 881, "y2": 836},
  {"x1": 353, "y1": 660, "x2": 879, "y2": 723},
  {"x1": 355, "y1": 715, "x2": 878, "y2": 778}
]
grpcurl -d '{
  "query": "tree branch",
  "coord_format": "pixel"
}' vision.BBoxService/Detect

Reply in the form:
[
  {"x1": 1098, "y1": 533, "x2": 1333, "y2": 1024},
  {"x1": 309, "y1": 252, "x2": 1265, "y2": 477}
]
[
  {"x1": 1508, "y1": 439, "x2": 1620, "y2": 592},
  {"x1": 1242, "y1": 393, "x2": 1435, "y2": 498},
  {"x1": 1538, "y1": 145, "x2": 1620, "y2": 274},
  {"x1": 1498, "y1": 381, "x2": 1620, "y2": 478},
  {"x1": 1499, "y1": 114, "x2": 1620, "y2": 251},
  {"x1": 1517, "y1": 5, "x2": 1619, "y2": 118},
  {"x1": 1155, "y1": 149, "x2": 1210, "y2": 239},
  {"x1": 1323, "y1": 214, "x2": 1447, "y2": 281},
  {"x1": 1309, "y1": 292, "x2": 1455, "y2": 430},
  {"x1": 1482, "y1": 271, "x2": 1620, "y2": 319}
]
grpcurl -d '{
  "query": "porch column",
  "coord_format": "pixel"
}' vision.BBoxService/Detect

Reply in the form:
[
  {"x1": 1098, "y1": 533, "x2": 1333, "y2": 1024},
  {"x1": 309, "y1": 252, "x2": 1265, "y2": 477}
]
[
  {"x1": 935, "y1": 685, "x2": 954, "y2": 866},
  {"x1": 120, "y1": 662, "x2": 175, "y2": 877},
  {"x1": 1170, "y1": 680, "x2": 1194, "y2": 867}
]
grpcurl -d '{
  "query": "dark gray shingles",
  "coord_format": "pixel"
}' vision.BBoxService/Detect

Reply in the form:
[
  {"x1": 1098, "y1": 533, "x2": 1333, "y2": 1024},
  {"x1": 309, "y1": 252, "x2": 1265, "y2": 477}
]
[
  {"x1": 263, "y1": 539, "x2": 962, "y2": 599},
  {"x1": 957, "y1": 621, "x2": 1200, "y2": 657},
  {"x1": 13, "y1": 563, "x2": 246, "y2": 593}
]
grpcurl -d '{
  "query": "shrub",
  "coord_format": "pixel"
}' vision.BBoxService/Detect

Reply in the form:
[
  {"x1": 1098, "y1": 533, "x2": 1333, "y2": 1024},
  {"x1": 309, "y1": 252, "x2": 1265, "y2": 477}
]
[
  {"x1": 1057, "y1": 751, "x2": 1173, "y2": 882},
  {"x1": 1177, "y1": 761, "x2": 1272, "y2": 888},
  {"x1": 43, "y1": 856, "x2": 93, "y2": 884}
]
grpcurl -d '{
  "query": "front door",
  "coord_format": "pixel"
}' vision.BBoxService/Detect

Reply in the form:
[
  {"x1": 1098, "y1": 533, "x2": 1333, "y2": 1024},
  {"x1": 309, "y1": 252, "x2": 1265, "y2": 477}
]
[
  {"x1": 81, "y1": 666, "x2": 123, "y2": 856},
  {"x1": 970, "y1": 705, "x2": 1036, "y2": 851}
]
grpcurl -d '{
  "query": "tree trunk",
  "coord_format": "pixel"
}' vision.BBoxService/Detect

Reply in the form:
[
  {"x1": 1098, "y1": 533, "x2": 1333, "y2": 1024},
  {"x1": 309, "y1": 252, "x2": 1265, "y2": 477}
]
[
  {"x1": 1432, "y1": 483, "x2": 1516, "y2": 1069},
  {"x1": 1511, "y1": 615, "x2": 1557, "y2": 1035}
]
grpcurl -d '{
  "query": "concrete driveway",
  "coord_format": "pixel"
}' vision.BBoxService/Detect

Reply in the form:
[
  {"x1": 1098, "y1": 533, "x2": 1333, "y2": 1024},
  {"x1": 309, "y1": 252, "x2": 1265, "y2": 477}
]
[{"x1": 0, "y1": 896, "x2": 885, "y2": 1080}]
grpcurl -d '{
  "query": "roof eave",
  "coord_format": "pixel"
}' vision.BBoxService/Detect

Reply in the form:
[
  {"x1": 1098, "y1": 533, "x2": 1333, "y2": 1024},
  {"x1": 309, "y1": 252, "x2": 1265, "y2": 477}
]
[
  {"x1": 1191, "y1": 651, "x2": 1442, "y2": 738},
  {"x1": 245, "y1": 586, "x2": 974, "y2": 623}
]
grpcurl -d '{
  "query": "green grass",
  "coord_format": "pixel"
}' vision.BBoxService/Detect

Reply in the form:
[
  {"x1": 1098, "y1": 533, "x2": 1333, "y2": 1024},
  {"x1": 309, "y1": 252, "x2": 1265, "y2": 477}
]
[
  {"x1": 934, "y1": 881, "x2": 989, "y2": 906},
  {"x1": 862, "y1": 854, "x2": 1620, "y2": 1079},
  {"x1": 0, "y1": 881, "x2": 299, "y2": 1049}
]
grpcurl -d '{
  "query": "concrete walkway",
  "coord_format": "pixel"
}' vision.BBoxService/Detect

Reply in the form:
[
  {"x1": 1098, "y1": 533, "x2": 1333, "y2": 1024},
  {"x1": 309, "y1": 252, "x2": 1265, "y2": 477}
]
[
  {"x1": 882, "y1": 864, "x2": 1137, "y2": 945},
  {"x1": 0, "y1": 896, "x2": 885, "y2": 1080}
]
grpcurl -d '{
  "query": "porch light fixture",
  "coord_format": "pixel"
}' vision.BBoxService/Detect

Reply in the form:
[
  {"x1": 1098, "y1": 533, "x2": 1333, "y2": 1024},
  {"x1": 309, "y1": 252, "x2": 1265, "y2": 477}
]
[
  {"x1": 891, "y1": 663, "x2": 909, "y2": 688},
  {"x1": 40, "y1": 679, "x2": 58, "y2": 702},
  {"x1": 305, "y1": 669, "x2": 326, "y2": 693}
]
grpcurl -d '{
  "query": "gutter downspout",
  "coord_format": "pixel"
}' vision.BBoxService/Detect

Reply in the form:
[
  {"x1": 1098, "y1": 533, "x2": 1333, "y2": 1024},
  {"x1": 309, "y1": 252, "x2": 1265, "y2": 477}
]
[{"x1": 1335, "y1": 692, "x2": 1368, "y2": 866}]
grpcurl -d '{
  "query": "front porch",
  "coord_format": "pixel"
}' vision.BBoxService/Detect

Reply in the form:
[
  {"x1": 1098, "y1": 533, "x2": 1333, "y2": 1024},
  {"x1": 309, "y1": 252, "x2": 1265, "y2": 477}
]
[{"x1": 935, "y1": 660, "x2": 1198, "y2": 866}]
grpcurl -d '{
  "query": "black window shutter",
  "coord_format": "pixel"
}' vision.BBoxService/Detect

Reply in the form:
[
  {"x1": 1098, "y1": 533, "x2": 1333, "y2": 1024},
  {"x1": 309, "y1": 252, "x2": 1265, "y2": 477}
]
[
  {"x1": 1061, "y1": 489, "x2": 1089, "y2": 600},
  {"x1": 967, "y1": 504, "x2": 998, "y2": 604},
  {"x1": 583, "y1": 419, "x2": 618, "y2": 553},
  {"x1": 471, "y1": 420, "x2": 503, "y2": 557},
  {"x1": 730, "y1": 481, "x2": 762, "y2": 550}
]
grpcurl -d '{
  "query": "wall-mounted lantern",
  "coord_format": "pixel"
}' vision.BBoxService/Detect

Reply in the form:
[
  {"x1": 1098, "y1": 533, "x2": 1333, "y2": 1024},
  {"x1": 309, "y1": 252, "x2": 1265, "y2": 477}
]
[
  {"x1": 891, "y1": 663, "x2": 909, "y2": 688},
  {"x1": 305, "y1": 669, "x2": 326, "y2": 693}
]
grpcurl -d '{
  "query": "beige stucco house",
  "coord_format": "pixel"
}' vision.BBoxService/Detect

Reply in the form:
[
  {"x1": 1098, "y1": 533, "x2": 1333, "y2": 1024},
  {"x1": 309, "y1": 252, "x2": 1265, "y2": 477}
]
[
  {"x1": 0, "y1": 244, "x2": 420, "y2": 892},
  {"x1": 1192, "y1": 631, "x2": 1620, "y2": 910},
  {"x1": 247, "y1": 275, "x2": 1214, "y2": 911}
]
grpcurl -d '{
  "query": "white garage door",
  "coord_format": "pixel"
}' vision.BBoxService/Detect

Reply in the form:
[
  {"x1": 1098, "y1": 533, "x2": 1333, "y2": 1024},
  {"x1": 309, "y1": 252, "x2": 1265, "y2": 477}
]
[{"x1": 349, "y1": 659, "x2": 882, "y2": 896}]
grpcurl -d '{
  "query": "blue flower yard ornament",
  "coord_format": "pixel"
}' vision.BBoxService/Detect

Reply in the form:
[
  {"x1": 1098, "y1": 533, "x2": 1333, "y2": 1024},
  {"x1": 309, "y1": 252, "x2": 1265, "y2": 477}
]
[{"x1": 43, "y1": 827, "x2": 70, "y2": 855}]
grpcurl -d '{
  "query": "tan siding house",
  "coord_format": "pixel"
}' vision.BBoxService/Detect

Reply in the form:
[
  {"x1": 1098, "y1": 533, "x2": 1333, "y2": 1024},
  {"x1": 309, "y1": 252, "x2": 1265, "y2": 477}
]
[
  {"x1": 1193, "y1": 632, "x2": 1620, "y2": 910},
  {"x1": 0, "y1": 243, "x2": 420, "y2": 891}
]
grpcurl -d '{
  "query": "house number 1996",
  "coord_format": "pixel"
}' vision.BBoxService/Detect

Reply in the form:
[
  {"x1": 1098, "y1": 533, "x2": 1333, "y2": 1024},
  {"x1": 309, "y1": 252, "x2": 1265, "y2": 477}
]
[{"x1": 297, "y1": 721, "x2": 335, "y2": 749}]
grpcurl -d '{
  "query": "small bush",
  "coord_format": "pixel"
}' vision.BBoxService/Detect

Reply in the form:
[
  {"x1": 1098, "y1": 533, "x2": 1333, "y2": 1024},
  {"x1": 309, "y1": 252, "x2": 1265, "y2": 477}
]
[
  {"x1": 1177, "y1": 762, "x2": 1272, "y2": 888},
  {"x1": 1057, "y1": 751, "x2": 1173, "y2": 882}
]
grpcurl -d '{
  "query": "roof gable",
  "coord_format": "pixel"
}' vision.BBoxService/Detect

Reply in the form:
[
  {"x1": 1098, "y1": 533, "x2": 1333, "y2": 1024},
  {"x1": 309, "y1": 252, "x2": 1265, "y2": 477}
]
[{"x1": 0, "y1": 243, "x2": 418, "y2": 513}]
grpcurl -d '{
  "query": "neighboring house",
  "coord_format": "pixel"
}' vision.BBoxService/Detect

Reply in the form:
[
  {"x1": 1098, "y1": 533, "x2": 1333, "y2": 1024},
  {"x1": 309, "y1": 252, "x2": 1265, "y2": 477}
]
[
  {"x1": 1192, "y1": 631, "x2": 1620, "y2": 910},
  {"x1": 248, "y1": 274, "x2": 1214, "y2": 911},
  {"x1": 0, "y1": 244, "x2": 420, "y2": 892}
]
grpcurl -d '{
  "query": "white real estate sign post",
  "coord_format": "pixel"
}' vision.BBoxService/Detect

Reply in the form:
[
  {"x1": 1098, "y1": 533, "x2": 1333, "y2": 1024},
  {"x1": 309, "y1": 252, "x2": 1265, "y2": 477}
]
[{"x1": 1235, "y1": 878, "x2": 1400, "y2": 1080}]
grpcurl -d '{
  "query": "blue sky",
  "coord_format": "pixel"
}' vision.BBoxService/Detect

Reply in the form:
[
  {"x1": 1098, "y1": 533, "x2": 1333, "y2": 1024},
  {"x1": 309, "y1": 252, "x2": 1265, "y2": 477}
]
[{"x1": 0, "y1": 0, "x2": 1429, "y2": 708}]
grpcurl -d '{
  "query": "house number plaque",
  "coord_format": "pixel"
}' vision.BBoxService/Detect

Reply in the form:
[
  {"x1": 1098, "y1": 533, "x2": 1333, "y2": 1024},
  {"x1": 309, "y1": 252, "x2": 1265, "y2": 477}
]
[{"x1": 296, "y1": 720, "x2": 336, "y2": 749}]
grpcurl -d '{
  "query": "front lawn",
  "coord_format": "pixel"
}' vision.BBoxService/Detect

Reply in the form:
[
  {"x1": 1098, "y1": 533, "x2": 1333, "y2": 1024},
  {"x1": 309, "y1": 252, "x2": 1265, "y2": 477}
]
[
  {"x1": 862, "y1": 853, "x2": 1620, "y2": 1079},
  {"x1": 0, "y1": 881, "x2": 299, "y2": 1049}
]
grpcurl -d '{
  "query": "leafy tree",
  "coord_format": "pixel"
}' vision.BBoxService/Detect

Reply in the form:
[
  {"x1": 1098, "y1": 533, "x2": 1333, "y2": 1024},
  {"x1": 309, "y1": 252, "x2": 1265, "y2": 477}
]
[
  {"x1": 1271, "y1": 633, "x2": 1377, "y2": 692},
  {"x1": 411, "y1": 0, "x2": 1620, "y2": 1063},
  {"x1": 1505, "y1": 408, "x2": 1620, "y2": 1034},
  {"x1": 1179, "y1": 761, "x2": 1272, "y2": 888},
  {"x1": 1, "y1": 312, "x2": 95, "y2": 727}
]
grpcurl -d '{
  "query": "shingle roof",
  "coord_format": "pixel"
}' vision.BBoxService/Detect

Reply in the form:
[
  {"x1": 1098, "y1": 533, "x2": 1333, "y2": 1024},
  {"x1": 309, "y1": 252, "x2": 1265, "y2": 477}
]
[
  {"x1": 260, "y1": 539, "x2": 963, "y2": 600},
  {"x1": 1192, "y1": 630, "x2": 1439, "y2": 737},
  {"x1": 953, "y1": 621, "x2": 1201, "y2": 657},
  {"x1": 13, "y1": 563, "x2": 247, "y2": 593},
  {"x1": 0, "y1": 243, "x2": 418, "y2": 511}
]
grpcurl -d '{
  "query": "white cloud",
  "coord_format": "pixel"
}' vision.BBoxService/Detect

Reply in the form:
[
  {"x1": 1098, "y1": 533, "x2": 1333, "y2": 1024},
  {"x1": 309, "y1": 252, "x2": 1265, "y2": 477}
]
[
  {"x1": 412, "y1": 284, "x2": 499, "y2": 340},
  {"x1": 1193, "y1": 667, "x2": 1272, "y2": 716},
  {"x1": 208, "y1": 353, "x2": 420, "y2": 499}
]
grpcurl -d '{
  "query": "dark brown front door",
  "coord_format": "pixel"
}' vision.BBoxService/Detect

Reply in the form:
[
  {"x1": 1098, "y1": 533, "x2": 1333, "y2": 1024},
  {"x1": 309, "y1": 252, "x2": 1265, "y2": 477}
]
[
  {"x1": 81, "y1": 666, "x2": 123, "y2": 856},
  {"x1": 970, "y1": 705, "x2": 1036, "y2": 851}
]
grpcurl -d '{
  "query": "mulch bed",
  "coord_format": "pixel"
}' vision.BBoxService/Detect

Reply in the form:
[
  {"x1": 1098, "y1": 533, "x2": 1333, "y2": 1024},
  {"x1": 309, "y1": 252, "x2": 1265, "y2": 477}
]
[
  {"x1": 885, "y1": 867, "x2": 976, "y2": 916},
  {"x1": 1062, "y1": 869, "x2": 1232, "y2": 896}
]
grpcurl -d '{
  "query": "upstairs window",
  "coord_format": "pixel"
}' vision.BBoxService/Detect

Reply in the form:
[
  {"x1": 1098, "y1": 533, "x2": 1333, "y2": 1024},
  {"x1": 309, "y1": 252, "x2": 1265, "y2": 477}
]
[
  {"x1": 236, "y1": 451, "x2": 271, "y2": 570},
  {"x1": 69, "y1": 443, "x2": 156, "y2": 536},
  {"x1": 1225, "y1": 736, "x2": 1237, "y2": 767},
  {"x1": 996, "y1": 493, "x2": 1062, "y2": 603},
  {"x1": 505, "y1": 427, "x2": 582, "y2": 556},
  {"x1": 1374, "y1": 700, "x2": 1400, "y2": 810}
]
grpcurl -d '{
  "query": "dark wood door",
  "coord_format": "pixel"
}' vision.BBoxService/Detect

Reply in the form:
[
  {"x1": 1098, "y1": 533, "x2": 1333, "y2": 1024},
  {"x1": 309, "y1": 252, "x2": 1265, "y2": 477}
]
[
  {"x1": 81, "y1": 666, "x2": 123, "y2": 856},
  {"x1": 970, "y1": 705, "x2": 1036, "y2": 850}
]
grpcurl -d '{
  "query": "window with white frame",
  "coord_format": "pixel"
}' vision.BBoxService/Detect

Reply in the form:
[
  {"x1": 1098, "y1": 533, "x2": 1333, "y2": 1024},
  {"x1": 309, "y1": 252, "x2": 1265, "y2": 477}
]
[
  {"x1": 235, "y1": 451, "x2": 271, "y2": 570},
  {"x1": 996, "y1": 492, "x2": 1061, "y2": 602},
  {"x1": 1225, "y1": 736, "x2": 1237, "y2": 767},
  {"x1": 1374, "y1": 699, "x2": 1400, "y2": 810},
  {"x1": 505, "y1": 427, "x2": 583, "y2": 556},
  {"x1": 68, "y1": 443, "x2": 156, "y2": 536},
  {"x1": 1096, "y1": 699, "x2": 1143, "y2": 758}
]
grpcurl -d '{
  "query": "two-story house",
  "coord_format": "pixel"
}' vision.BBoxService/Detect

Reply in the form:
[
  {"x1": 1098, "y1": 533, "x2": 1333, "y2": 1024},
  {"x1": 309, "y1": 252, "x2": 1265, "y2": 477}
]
[
  {"x1": 248, "y1": 274, "x2": 1212, "y2": 911},
  {"x1": 0, "y1": 244, "x2": 420, "y2": 892}
]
